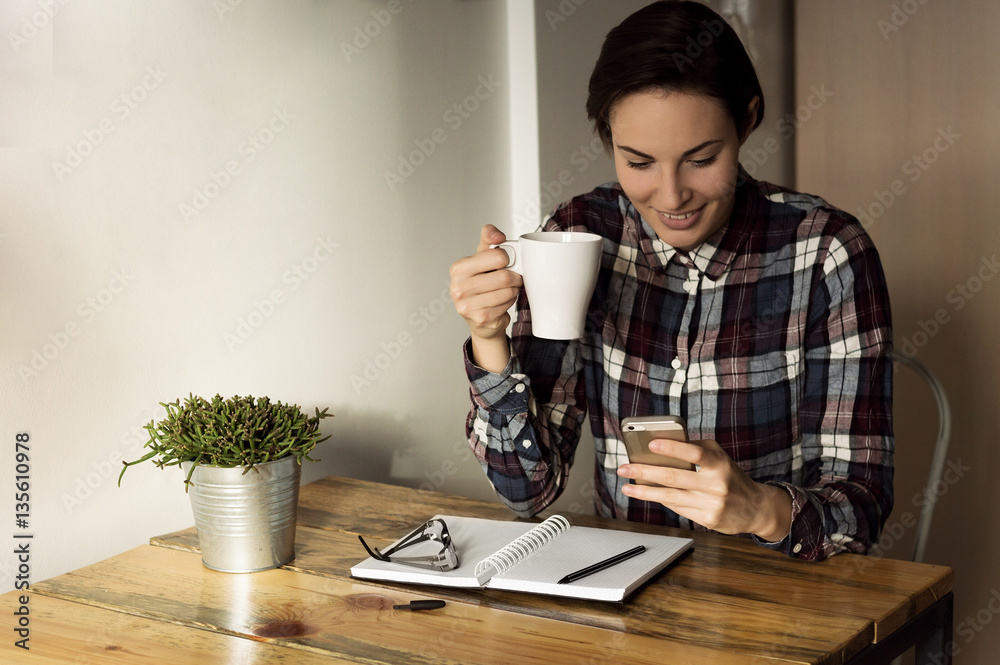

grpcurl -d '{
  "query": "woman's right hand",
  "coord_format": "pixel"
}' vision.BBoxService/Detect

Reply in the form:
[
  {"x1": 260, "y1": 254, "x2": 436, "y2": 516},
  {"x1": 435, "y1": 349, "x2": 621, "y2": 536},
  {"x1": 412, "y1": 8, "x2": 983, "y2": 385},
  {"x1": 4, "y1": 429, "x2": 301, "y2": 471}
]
[{"x1": 449, "y1": 224, "x2": 523, "y2": 372}]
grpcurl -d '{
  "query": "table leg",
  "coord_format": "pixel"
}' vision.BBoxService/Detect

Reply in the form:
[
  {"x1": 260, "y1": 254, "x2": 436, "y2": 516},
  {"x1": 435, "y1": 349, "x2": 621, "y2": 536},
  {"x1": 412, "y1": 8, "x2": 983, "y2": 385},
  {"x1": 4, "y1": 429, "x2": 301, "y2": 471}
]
[
  {"x1": 914, "y1": 592, "x2": 954, "y2": 665},
  {"x1": 846, "y1": 592, "x2": 954, "y2": 665}
]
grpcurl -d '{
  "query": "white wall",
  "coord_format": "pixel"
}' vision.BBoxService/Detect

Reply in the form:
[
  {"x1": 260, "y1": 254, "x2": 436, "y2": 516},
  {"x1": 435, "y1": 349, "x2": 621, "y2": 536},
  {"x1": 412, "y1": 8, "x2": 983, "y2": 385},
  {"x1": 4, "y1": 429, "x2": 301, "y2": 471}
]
[{"x1": 0, "y1": 0, "x2": 520, "y2": 587}]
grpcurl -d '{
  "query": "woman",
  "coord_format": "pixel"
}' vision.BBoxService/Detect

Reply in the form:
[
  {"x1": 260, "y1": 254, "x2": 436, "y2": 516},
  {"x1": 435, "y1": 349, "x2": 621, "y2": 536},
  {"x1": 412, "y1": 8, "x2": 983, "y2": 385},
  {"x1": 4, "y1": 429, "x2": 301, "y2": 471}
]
[{"x1": 449, "y1": 1, "x2": 892, "y2": 561}]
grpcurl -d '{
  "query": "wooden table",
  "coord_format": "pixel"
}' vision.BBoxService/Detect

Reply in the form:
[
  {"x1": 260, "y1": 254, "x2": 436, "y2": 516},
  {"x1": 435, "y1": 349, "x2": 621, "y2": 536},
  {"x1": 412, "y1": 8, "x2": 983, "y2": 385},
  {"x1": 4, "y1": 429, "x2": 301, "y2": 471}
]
[{"x1": 3, "y1": 476, "x2": 953, "y2": 664}]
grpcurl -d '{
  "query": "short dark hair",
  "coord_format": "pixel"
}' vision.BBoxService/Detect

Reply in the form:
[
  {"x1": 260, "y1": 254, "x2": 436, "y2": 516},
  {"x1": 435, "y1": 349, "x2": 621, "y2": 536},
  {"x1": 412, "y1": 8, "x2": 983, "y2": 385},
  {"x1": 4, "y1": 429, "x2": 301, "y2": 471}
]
[{"x1": 586, "y1": 1, "x2": 765, "y2": 151}]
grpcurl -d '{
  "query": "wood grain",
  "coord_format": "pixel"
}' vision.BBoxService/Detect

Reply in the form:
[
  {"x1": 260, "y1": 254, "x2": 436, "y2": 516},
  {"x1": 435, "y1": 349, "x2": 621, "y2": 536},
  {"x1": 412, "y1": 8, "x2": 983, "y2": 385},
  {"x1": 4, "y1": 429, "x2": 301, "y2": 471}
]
[
  {"x1": 30, "y1": 545, "x2": 789, "y2": 665},
  {"x1": 0, "y1": 592, "x2": 350, "y2": 664}
]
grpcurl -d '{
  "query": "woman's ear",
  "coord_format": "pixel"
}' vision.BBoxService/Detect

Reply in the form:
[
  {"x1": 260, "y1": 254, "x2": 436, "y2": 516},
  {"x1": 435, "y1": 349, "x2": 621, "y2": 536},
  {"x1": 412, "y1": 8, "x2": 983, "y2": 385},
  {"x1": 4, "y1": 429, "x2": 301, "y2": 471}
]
[{"x1": 739, "y1": 96, "x2": 761, "y2": 144}]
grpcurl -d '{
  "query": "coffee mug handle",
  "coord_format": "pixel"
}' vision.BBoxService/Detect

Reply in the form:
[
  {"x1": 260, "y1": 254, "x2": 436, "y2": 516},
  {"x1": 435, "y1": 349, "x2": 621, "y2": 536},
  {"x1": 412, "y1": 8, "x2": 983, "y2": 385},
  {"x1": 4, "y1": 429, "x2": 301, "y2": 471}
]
[{"x1": 493, "y1": 240, "x2": 522, "y2": 274}]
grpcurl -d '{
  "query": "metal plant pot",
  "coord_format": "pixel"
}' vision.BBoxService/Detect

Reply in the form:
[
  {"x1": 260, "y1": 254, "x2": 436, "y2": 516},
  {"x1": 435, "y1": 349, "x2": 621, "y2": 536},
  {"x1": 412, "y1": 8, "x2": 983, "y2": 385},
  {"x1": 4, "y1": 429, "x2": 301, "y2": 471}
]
[{"x1": 182, "y1": 455, "x2": 301, "y2": 573}]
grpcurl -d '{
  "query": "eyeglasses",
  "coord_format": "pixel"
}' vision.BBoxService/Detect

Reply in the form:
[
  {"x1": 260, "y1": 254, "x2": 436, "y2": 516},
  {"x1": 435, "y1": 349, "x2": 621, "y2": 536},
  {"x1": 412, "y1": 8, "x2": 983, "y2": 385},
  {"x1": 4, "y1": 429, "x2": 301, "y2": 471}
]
[{"x1": 358, "y1": 518, "x2": 460, "y2": 572}]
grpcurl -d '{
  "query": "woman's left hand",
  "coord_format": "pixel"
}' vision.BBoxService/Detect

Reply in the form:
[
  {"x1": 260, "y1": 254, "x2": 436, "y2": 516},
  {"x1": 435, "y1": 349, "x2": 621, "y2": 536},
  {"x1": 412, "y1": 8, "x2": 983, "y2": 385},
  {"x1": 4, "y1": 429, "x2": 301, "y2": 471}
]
[{"x1": 617, "y1": 438, "x2": 791, "y2": 542}]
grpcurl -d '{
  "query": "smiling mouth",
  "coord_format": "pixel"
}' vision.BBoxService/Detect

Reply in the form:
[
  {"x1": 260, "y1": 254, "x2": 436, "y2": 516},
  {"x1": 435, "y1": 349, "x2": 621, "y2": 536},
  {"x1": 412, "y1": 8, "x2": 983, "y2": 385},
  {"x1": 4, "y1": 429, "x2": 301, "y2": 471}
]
[
  {"x1": 651, "y1": 206, "x2": 704, "y2": 233},
  {"x1": 656, "y1": 206, "x2": 703, "y2": 227}
]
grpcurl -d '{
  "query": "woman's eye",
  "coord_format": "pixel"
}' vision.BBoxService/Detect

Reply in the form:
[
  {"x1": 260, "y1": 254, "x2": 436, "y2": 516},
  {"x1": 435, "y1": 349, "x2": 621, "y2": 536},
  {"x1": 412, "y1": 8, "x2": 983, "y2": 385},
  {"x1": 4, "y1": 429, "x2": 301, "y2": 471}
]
[
  {"x1": 690, "y1": 155, "x2": 718, "y2": 168},
  {"x1": 626, "y1": 160, "x2": 652, "y2": 170}
]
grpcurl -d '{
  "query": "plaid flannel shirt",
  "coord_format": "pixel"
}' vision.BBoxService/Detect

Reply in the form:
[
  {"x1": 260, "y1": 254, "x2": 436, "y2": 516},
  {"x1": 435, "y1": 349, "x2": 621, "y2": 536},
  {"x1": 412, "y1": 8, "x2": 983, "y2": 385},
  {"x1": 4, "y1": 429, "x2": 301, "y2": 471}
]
[{"x1": 464, "y1": 171, "x2": 893, "y2": 561}]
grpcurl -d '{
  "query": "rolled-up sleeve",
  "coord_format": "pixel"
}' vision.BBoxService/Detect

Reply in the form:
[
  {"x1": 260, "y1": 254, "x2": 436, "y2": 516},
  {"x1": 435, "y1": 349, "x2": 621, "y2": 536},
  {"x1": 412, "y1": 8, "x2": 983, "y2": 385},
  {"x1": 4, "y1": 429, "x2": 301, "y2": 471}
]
[{"x1": 463, "y1": 322, "x2": 588, "y2": 516}]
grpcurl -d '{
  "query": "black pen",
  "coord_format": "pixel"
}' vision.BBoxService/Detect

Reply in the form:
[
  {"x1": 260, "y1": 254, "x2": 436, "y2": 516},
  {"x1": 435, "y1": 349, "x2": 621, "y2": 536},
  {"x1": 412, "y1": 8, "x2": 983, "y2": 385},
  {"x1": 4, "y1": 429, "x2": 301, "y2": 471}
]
[
  {"x1": 557, "y1": 545, "x2": 646, "y2": 585},
  {"x1": 393, "y1": 600, "x2": 446, "y2": 611}
]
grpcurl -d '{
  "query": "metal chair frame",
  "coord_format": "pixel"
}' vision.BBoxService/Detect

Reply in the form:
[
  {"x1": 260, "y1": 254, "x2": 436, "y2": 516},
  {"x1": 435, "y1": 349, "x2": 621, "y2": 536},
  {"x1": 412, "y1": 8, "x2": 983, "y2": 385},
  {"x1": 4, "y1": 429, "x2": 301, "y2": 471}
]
[{"x1": 891, "y1": 351, "x2": 952, "y2": 563}]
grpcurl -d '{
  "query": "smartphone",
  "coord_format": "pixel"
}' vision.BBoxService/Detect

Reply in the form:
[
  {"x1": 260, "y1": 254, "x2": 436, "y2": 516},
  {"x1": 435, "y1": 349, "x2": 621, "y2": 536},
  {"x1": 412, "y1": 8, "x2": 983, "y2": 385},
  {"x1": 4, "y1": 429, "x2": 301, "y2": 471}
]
[{"x1": 621, "y1": 415, "x2": 694, "y2": 485}]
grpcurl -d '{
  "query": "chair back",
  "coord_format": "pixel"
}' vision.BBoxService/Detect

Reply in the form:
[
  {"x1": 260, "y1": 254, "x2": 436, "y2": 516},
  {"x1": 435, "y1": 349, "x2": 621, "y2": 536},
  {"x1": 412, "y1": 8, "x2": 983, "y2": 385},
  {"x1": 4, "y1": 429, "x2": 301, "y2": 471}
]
[{"x1": 891, "y1": 351, "x2": 951, "y2": 563}]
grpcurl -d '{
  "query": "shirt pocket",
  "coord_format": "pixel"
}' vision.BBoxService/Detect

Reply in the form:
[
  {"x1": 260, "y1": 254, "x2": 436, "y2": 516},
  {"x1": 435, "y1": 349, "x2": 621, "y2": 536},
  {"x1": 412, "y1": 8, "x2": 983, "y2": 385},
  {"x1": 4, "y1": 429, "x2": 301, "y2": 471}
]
[{"x1": 716, "y1": 349, "x2": 804, "y2": 452}]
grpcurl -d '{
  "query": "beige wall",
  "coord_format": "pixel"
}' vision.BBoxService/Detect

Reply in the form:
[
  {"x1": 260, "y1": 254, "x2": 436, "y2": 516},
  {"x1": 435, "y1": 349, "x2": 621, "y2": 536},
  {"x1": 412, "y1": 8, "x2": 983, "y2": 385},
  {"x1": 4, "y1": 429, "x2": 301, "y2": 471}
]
[{"x1": 796, "y1": 1, "x2": 1000, "y2": 662}]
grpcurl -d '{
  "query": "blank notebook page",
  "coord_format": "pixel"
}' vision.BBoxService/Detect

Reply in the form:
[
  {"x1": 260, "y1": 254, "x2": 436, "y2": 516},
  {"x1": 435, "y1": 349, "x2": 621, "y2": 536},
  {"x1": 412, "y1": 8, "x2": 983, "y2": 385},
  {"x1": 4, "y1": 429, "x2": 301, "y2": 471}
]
[{"x1": 488, "y1": 524, "x2": 689, "y2": 601}]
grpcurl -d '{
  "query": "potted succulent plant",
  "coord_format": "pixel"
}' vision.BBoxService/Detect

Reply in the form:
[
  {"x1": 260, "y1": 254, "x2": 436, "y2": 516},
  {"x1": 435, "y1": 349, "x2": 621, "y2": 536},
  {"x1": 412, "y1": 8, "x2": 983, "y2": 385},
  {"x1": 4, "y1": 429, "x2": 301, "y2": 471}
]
[{"x1": 119, "y1": 393, "x2": 332, "y2": 573}]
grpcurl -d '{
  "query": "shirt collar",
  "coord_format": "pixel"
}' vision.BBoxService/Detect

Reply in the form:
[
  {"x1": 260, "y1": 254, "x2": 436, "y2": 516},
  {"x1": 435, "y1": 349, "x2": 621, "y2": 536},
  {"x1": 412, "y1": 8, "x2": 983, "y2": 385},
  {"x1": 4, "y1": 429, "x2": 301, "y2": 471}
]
[{"x1": 631, "y1": 166, "x2": 758, "y2": 280}]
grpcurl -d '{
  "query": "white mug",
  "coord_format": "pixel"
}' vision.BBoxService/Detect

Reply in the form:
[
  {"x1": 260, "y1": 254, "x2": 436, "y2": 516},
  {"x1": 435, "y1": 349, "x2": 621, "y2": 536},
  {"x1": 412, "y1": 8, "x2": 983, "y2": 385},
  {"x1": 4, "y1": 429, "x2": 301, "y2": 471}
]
[{"x1": 496, "y1": 232, "x2": 602, "y2": 340}]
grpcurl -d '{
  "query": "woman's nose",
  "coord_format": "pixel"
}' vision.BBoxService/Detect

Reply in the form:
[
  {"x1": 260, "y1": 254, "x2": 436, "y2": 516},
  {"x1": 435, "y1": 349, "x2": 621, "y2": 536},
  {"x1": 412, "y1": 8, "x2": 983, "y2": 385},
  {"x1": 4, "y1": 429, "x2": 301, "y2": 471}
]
[{"x1": 657, "y1": 169, "x2": 691, "y2": 212}]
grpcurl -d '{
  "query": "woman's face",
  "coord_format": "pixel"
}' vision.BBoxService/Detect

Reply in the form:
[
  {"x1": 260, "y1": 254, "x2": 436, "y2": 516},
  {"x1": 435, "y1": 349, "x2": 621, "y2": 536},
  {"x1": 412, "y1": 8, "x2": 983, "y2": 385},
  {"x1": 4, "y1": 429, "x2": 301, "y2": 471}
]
[{"x1": 609, "y1": 90, "x2": 752, "y2": 251}]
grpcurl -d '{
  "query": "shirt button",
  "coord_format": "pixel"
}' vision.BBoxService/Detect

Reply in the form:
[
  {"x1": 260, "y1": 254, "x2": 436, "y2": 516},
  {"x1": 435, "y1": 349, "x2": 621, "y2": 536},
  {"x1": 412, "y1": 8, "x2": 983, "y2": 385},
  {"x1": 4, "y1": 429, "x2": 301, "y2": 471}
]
[
  {"x1": 671, "y1": 357, "x2": 682, "y2": 370},
  {"x1": 513, "y1": 383, "x2": 526, "y2": 393},
  {"x1": 522, "y1": 441, "x2": 532, "y2": 449},
  {"x1": 684, "y1": 281, "x2": 697, "y2": 293},
  {"x1": 792, "y1": 543, "x2": 802, "y2": 554}
]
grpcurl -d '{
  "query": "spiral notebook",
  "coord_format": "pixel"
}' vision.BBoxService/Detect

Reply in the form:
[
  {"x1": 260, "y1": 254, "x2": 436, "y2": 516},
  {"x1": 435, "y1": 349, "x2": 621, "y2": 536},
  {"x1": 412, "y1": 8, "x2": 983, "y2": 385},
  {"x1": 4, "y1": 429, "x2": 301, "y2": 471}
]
[{"x1": 350, "y1": 514, "x2": 693, "y2": 602}]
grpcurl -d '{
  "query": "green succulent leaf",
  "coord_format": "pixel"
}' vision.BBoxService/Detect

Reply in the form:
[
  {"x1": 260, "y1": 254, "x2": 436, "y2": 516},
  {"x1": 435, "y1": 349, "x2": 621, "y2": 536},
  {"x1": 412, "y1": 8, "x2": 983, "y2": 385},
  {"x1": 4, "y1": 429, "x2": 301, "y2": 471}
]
[{"x1": 118, "y1": 393, "x2": 333, "y2": 489}]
